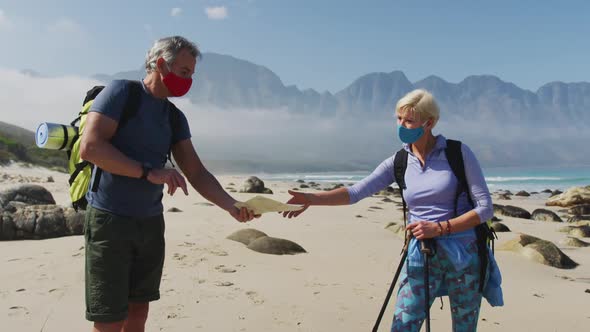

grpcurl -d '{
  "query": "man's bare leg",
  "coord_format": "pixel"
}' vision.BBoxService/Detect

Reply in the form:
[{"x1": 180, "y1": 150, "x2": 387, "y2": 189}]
[
  {"x1": 122, "y1": 302, "x2": 149, "y2": 332},
  {"x1": 92, "y1": 321, "x2": 124, "y2": 332}
]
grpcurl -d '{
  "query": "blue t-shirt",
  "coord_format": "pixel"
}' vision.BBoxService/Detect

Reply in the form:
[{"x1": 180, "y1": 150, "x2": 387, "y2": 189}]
[{"x1": 86, "y1": 80, "x2": 191, "y2": 217}]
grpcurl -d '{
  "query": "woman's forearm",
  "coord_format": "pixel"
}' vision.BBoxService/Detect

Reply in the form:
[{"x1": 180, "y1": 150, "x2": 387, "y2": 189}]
[
  {"x1": 307, "y1": 187, "x2": 351, "y2": 206},
  {"x1": 446, "y1": 210, "x2": 481, "y2": 234}
]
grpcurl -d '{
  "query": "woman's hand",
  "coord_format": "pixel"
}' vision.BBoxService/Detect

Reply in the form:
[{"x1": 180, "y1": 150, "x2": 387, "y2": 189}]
[
  {"x1": 406, "y1": 221, "x2": 440, "y2": 240},
  {"x1": 282, "y1": 190, "x2": 311, "y2": 218}
]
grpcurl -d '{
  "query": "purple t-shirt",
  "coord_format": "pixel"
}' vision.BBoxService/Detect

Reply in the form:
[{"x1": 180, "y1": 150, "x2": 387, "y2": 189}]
[
  {"x1": 347, "y1": 135, "x2": 493, "y2": 268},
  {"x1": 348, "y1": 137, "x2": 502, "y2": 305},
  {"x1": 348, "y1": 135, "x2": 492, "y2": 223}
]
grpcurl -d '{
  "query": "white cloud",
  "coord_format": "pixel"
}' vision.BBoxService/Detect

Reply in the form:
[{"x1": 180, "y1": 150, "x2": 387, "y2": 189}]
[
  {"x1": 0, "y1": 9, "x2": 14, "y2": 30},
  {"x1": 0, "y1": 68, "x2": 101, "y2": 131},
  {"x1": 47, "y1": 18, "x2": 82, "y2": 34},
  {"x1": 1, "y1": 69, "x2": 588, "y2": 170},
  {"x1": 205, "y1": 6, "x2": 228, "y2": 20},
  {"x1": 171, "y1": 7, "x2": 183, "y2": 17}
]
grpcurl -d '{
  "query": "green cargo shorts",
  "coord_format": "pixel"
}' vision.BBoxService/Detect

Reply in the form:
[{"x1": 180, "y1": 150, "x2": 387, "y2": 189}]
[{"x1": 84, "y1": 206, "x2": 166, "y2": 322}]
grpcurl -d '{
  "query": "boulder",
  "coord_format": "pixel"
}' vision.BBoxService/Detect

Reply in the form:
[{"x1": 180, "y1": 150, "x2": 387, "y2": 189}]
[
  {"x1": 247, "y1": 236, "x2": 306, "y2": 255},
  {"x1": 5, "y1": 201, "x2": 27, "y2": 213},
  {"x1": 493, "y1": 204, "x2": 505, "y2": 215},
  {"x1": 494, "y1": 193, "x2": 511, "y2": 200},
  {"x1": 1, "y1": 205, "x2": 84, "y2": 240},
  {"x1": 499, "y1": 233, "x2": 578, "y2": 269},
  {"x1": 0, "y1": 214, "x2": 16, "y2": 240},
  {"x1": 566, "y1": 215, "x2": 590, "y2": 223},
  {"x1": 385, "y1": 222, "x2": 406, "y2": 237},
  {"x1": 34, "y1": 207, "x2": 67, "y2": 239},
  {"x1": 376, "y1": 186, "x2": 400, "y2": 197},
  {"x1": 491, "y1": 222, "x2": 510, "y2": 232},
  {"x1": 0, "y1": 185, "x2": 56, "y2": 208},
  {"x1": 566, "y1": 225, "x2": 590, "y2": 238},
  {"x1": 568, "y1": 204, "x2": 590, "y2": 216},
  {"x1": 515, "y1": 191, "x2": 531, "y2": 197},
  {"x1": 561, "y1": 237, "x2": 590, "y2": 248},
  {"x1": 64, "y1": 208, "x2": 85, "y2": 235},
  {"x1": 328, "y1": 183, "x2": 345, "y2": 191},
  {"x1": 531, "y1": 209, "x2": 563, "y2": 222},
  {"x1": 546, "y1": 186, "x2": 590, "y2": 207},
  {"x1": 227, "y1": 228, "x2": 268, "y2": 246},
  {"x1": 239, "y1": 176, "x2": 273, "y2": 194},
  {"x1": 240, "y1": 176, "x2": 265, "y2": 193},
  {"x1": 494, "y1": 204, "x2": 531, "y2": 219}
]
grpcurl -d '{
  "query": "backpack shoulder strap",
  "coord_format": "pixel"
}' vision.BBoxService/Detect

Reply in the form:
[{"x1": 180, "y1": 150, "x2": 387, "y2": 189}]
[
  {"x1": 444, "y1": 139, "x2": 475, "y2": 207},
  {"x1": 118, "y1": 80, "x2": 143, "y2": 129},
  {"x1": 83, "y1": 86, "x2": 105, "y2": 106},
  {"x1": 393, "y1": 148, "x2": 408, "y2": 190},
  {"x1": 167, "y1": 101, "x2": 181, "y2": 134},
  {"x1": 164, "y1": 101, "x2": 182, "y2": 167},
  {"x1": 393, "y1": 148, "x2": 409, "y2": 232},
  {"x1": 444, "y1": 139, "x2": 465, "y2": 187},
  {"x1": 446, "y1": 138, "x2": 494, "y2": 292}
]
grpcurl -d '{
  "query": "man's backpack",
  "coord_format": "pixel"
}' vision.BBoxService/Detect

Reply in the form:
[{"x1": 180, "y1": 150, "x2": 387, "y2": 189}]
[
  {"x1": 393, "y1": 139, "x2": 496, "y2": 292},
  {"x1": 67, "y1": 80, "x2": 180, "y2": 211}
]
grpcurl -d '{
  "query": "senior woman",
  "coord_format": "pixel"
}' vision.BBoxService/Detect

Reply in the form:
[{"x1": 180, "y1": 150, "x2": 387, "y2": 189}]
[{"x1": 283, "y1": 89, "x2": 502, "y2": 332}]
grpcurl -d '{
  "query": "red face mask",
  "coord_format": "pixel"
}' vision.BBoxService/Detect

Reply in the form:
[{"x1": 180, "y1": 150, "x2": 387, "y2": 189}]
[{"x1": 162, "y1": 71, "x2": 192, "y2": 97}]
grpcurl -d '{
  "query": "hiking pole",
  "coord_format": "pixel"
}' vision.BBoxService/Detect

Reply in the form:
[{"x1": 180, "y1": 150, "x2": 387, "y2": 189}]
[
  {"x1": 372, "y1": 232, "x2": 412, "y2": 332},
  {"x1": 421, "y1": 239, "x2": 435, "y2": 332}
]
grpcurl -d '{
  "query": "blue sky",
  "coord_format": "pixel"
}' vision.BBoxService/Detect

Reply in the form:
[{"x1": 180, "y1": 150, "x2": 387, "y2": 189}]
[{"x1": 0, "y1": 0, "x2": 588, "y2": 93}]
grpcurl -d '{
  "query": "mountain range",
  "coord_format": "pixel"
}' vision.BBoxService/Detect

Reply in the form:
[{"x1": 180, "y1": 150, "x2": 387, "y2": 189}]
[{"x1": 94, "y1": 52, "x2": 590, "y2": 124}]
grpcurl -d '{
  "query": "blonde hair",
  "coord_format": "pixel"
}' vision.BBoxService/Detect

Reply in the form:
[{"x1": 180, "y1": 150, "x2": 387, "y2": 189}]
[{"x1": 395, "y1": 89, "x2": 440, "y2": 126}]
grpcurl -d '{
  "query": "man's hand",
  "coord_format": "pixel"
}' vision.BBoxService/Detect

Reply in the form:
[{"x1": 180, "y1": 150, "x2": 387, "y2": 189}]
[
  {"x1": 229, "y1": 206, "x2": 259, "y2": 223},
  {"x1": 282, "y1": 190, "x2": 310, "y2": 219},
  {"x1": 147, "y1": 168, "x2": 189, "y2": 196},
  {"x1": 406, "y1": 221, "x2": 440, "y2": 240}
]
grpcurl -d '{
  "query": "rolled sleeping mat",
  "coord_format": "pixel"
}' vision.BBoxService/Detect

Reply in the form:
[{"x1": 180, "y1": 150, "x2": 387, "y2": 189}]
[{"x1": 35, "y1": 122, "x2": 79, "y2": 150}]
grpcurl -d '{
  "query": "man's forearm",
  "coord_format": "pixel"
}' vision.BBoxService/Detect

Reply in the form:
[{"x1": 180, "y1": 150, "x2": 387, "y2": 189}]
[
  {"x1": 189, "y1": 170, "x2": 235, "y2": 211},
  {"x1": 81, "y1": 140, "x2": 142, "y2": 178}
]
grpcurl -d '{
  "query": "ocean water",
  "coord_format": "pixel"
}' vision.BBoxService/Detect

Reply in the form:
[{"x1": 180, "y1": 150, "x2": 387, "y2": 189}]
[{"x1": 259, "y1": 165, "x2": 590, "y2": 193}]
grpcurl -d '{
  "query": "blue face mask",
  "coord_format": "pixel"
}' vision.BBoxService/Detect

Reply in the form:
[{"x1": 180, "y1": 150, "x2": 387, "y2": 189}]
[{"x1": 397, "y1": 123, "x2": 426, "y2": 144}]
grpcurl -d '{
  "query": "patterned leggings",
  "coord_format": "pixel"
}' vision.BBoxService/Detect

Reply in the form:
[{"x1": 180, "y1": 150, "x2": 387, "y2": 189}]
[{"x1": 391, "y1": 242, "x2": 482, "y2": 332}]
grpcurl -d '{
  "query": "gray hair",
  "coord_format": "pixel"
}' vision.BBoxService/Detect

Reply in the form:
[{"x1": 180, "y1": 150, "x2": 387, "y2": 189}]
[{"x1": 145, "y1": 36, "x2": 201, "y2": 73}]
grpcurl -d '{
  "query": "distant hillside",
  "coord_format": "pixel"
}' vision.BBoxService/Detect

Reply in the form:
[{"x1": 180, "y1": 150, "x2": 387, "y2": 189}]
[
  {"x1": 0, "y1": 121, "x2": 67, "y2": 171},
  {"x1": 94, "y1": 52, "x2": 590, "y2": 124}
]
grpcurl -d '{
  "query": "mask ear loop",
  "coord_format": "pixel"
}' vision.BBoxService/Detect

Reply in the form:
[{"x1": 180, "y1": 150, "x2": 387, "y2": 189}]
[{"x1": 151, "y1": 58, "x2": 171, "y2": 74}]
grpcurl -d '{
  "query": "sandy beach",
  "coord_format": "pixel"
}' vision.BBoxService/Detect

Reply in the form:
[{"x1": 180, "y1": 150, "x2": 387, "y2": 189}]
[{"x1": 1, "y1": 164, "x2": 589, "y2": 332}]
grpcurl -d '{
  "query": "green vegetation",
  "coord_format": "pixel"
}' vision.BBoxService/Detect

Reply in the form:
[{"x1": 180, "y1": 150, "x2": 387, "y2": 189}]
[{"x1": 0, "y1": 121, "x2": 67, "y2": 172}]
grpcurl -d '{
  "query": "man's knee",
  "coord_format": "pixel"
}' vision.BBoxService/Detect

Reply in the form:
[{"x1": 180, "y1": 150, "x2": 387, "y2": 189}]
[{"x1": 128, "y1": 302, "x2": 149, "y2": 322}]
